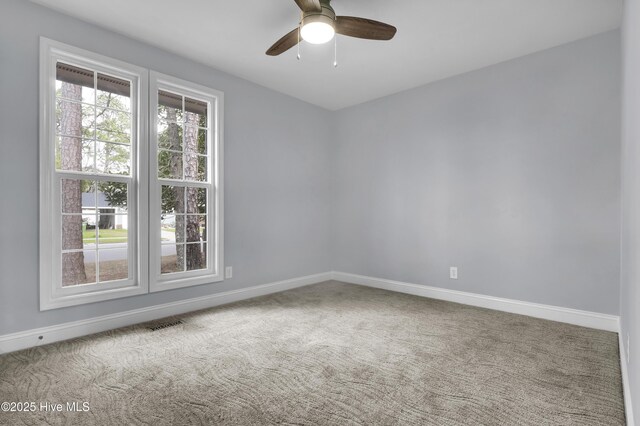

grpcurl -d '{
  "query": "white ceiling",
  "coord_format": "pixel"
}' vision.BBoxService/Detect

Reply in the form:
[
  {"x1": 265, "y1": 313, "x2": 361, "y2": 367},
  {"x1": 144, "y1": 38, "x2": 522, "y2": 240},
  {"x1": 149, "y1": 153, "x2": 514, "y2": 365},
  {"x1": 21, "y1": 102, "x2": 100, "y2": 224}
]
[{"x1": 30, "y1": 0, "x2": 622, "y2": 110}]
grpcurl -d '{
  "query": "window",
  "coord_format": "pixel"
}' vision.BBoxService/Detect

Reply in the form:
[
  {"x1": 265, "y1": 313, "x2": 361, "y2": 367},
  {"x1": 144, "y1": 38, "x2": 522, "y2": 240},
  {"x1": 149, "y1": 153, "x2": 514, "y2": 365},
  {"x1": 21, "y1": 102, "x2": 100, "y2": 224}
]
[
  {"x1": 149, "y1": 72, "x2": 224, "y2": 291},
  {"x1": 40, "y1": 39, "x2": 223, "y2": 309},
  {"x1": 40, "y1": 39, "x2": 149, "y2": 310}
]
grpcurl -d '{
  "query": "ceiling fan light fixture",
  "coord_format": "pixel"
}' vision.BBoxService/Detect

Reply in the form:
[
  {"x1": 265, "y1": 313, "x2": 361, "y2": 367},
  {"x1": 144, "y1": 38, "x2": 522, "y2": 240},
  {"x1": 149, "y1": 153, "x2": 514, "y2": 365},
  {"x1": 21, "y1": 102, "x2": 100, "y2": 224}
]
[
  {"x1": 265, "y1": 0, "x2": 397, "y2": 56},
  {"x1": 301, "y1": 21, "x2": 335, "y2": 44},
  {"x1": 300, "y1": 13, "x2": 335, "y2": 44}
]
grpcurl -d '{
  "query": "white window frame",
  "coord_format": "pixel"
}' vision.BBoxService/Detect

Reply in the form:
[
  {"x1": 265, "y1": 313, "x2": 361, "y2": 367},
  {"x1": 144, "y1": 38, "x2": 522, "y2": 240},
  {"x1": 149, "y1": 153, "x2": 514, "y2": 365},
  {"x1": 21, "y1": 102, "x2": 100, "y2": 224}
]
[
  {"x1": 39, "y1": 38, "x2": 149, "y2": 310},
  {"x1": 149, "y1": 71, "x2": 224, "y2": 292}
]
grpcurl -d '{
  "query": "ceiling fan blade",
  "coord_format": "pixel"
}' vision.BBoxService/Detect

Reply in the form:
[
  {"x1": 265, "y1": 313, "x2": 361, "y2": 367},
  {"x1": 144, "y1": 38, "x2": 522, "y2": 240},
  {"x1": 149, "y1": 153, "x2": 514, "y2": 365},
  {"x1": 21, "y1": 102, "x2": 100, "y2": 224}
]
[
  {"x1": 294, "y1": 0, "x2": 321, "y2": 13},
  {"x1": 335, "y1": 16, "x2": 397, "y2": 40},
  {"x1": 266, "y1": 28, "x2": 300, "y2": 56}
]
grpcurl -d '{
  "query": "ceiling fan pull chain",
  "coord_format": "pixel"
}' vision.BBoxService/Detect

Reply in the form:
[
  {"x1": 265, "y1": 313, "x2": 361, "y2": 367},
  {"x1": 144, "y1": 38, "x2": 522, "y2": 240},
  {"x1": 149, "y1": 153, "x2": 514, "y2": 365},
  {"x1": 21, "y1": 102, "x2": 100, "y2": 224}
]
[
  {"x1": 297, "y1": 17, "x2": 302, "y2": 60},
  {"x1": 333, "y1": 35, "x2": 338, "y2": 68}
]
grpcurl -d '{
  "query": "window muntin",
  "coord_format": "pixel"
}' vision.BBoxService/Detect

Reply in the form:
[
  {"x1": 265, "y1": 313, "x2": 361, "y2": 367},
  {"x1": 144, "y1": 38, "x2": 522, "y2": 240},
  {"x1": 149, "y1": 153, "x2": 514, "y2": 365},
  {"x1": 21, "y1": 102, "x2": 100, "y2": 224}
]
[
  {"x1": 160, "y1": 185, "x2": 208, "y2": 274},
  {"x1": 157, "y1": 92, "x2": 209, "y2": 182},
  {"x1": 157, "y1": 91, "x2": 210, "y2": 275},
  {"x1": 59, "y1": 178, "x2": 130, "y2": 287}
]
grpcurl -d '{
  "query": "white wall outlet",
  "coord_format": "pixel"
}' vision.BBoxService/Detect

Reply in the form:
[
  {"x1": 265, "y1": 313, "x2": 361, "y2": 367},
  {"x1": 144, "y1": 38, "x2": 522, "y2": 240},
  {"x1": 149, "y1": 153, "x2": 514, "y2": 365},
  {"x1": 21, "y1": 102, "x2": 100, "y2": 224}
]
[
  {"x1": 450, "y1": 267, "x2": 458, "y2": 280},
  {"x1": 225, "y1": 266, "x2": 233, "y2": 279}
]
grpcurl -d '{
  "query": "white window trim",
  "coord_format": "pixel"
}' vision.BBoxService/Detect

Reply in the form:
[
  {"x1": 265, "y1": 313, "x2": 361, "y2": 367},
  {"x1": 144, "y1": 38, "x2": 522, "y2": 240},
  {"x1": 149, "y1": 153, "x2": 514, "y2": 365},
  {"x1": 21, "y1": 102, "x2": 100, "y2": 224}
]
[
  {"x1": 39, "y1": 37, "x2": 149, "y2": 310},
  {"x1": 149, "y1": 71, "x2": 224, "y2": 292}
]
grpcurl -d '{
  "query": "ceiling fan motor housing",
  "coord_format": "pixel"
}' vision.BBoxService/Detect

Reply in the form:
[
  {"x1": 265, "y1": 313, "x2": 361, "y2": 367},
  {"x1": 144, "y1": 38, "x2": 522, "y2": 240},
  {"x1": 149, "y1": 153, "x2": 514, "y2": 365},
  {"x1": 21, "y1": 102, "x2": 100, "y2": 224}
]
[{"x1": 301, "y1": 0, "x2": 336, "y2": 30}]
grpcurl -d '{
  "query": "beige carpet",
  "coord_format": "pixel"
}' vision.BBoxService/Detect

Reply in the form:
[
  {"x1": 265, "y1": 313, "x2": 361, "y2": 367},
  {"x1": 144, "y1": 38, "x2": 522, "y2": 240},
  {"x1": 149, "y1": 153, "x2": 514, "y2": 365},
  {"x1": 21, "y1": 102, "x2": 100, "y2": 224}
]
[{"x1": 0, "y1": 281, "x2": 625, "y2": 425}]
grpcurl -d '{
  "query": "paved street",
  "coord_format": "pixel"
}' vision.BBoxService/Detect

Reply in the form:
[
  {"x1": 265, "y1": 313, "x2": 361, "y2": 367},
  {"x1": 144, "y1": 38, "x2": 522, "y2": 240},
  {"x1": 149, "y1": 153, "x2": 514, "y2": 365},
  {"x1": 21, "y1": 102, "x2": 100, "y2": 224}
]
[{"x1": 82, "y1": 243, "x2": 177, "y2": 262}]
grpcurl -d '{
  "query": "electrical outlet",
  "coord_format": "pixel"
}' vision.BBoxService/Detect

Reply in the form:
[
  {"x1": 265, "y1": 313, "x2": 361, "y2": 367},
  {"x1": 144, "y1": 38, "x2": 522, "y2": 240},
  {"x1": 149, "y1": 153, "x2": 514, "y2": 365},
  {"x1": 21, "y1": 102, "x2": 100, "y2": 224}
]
[
  {"x1": 450, "y1": 267, "x2": 458, "y2": 280},
  {"x1": 225, "y1": 266, "x2": 233, "y2": 279}
]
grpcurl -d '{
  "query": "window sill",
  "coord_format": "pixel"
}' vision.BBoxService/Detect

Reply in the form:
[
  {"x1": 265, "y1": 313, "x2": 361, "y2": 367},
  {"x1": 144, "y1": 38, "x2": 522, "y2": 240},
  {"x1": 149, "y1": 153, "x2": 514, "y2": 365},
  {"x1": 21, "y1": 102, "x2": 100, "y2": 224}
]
[
  {"x1": 40, "y1": 283, "x2": 148, "y2": 311},
  {"x1": 150, "y1": 273, "x2": 224, "y2": 293}
]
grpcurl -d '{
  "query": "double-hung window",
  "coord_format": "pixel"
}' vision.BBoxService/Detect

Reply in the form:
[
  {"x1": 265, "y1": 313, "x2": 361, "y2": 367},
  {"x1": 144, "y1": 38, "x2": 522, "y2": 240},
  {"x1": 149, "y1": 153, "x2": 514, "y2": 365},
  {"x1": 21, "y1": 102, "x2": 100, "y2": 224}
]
[
  {"x1": 149, "y1": 72, "x2": 223, "y2": 291},
  {"x1": 39, "y1": 39, "x2": 223, "y2": 310},
  {"x1": 40, "y1": 39, "x2": 148, "y2": 309}
]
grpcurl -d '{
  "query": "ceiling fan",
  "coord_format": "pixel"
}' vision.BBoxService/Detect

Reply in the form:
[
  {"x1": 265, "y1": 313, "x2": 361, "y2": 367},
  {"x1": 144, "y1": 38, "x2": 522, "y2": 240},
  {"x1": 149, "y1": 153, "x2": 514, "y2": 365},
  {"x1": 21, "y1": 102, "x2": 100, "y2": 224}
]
[{"x1": 266, "y1": 0, "x2": 397, "y2": 56}]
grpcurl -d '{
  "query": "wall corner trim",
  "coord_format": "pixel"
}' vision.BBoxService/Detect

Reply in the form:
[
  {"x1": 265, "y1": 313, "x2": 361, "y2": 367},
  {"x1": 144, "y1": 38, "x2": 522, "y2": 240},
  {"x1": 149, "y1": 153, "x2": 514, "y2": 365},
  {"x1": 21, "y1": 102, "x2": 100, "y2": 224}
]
[
  {"x1": 331, "y1": 271, "x2": 620, "y2": 332},
  {"x1": 0, "y1": 272, "x2": 333, "y2": 355},
  {"x1": 619, "y1": 321, "x2": 636, "y2": 426}
]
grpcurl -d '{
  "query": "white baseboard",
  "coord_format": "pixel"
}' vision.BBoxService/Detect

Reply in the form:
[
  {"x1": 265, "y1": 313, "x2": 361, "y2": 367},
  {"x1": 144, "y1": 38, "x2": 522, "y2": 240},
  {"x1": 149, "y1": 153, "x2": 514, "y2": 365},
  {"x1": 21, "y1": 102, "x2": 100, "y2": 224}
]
[
  {"x1": 2, "y1": 270, "x2": 631, "y2": 421},
  {"x1": 0, "y1": 272, "x2": 332, "y2": 355},
  {"x1": 619, "y1": 325, "x2": 636, "y2": 426},
  {"x1": 331, "y1": 271, "x2": 620, "y2": 332}
]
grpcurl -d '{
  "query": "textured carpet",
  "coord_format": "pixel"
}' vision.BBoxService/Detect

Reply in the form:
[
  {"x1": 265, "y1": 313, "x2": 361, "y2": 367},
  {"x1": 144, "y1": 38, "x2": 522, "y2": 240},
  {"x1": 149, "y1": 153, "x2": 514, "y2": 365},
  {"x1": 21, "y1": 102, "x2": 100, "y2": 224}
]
[{"x1": 0, "y1": 281, "x2": 625, "y2": 425}]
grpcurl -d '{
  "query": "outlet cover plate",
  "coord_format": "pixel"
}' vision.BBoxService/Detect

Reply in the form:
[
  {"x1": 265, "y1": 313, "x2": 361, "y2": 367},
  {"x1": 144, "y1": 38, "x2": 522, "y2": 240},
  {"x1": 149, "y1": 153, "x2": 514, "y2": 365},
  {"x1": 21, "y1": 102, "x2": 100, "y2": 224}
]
[{"x1": 450, "y1": 267, "x2": 458, "y2": 280}]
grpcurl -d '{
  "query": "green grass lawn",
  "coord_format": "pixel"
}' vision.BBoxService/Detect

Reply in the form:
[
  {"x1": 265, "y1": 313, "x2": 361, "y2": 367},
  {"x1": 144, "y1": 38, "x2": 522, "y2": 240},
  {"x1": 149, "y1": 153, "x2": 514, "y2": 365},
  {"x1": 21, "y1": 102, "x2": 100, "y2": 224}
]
[{"x1": 83, "y1": 228, "x2": 128, "y2": 244}]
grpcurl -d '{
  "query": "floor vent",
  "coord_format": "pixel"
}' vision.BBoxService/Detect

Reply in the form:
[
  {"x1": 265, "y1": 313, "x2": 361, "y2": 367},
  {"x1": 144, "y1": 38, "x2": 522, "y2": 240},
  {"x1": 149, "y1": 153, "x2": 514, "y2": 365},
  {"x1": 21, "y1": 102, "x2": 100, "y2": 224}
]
[{"x1": 147, "y1": 319, "x2": 184, "y2": 331}]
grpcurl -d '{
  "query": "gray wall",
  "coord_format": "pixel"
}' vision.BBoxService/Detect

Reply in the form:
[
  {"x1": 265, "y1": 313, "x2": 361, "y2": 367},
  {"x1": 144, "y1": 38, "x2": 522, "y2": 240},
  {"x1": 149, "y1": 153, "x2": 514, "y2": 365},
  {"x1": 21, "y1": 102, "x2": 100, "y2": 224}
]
[
  {"x1": 332, "y1": 31, "x2": 621, "y2": 315},
  {"x1": 0, "y1": 0, "x2": 333, "y2": 335},
  {"x1": 0, "y1": 1, "x2": 623, "y2": 338},
  {"x1": 620, "y1": 0, "x2": 640, "y2": 417}
]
